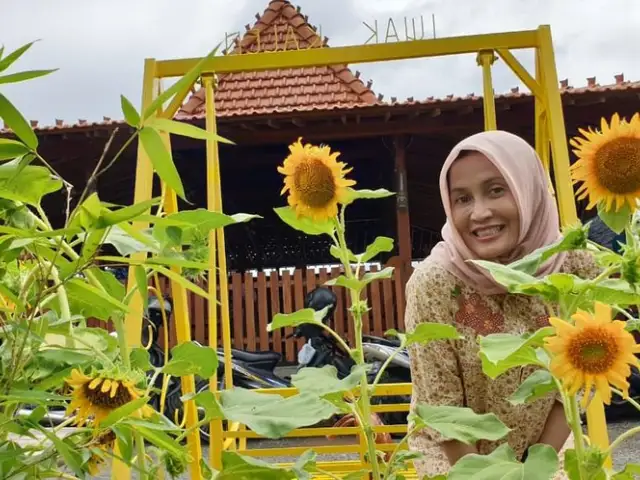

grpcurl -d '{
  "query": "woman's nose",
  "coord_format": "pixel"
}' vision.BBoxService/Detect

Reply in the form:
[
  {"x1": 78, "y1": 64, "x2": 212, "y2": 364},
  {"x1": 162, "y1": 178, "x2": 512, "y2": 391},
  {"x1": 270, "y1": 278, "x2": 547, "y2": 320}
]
[{"x1": 470, "y1": 200, "x2": 492, "y2": 222}]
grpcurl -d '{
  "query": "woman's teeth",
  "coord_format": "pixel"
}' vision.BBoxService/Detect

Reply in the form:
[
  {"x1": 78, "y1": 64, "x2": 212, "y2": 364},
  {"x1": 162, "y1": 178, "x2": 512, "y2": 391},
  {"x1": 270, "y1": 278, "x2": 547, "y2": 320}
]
[{"x1": 473, "y1": 226, "x2": 504, "y2": 238}]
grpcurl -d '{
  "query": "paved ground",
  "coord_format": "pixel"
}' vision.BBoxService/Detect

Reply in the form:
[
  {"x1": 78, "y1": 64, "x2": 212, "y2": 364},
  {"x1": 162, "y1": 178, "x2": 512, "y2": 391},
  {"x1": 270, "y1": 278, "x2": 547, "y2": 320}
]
[{"x1": 87, "y1": 418, "x2": 639, "y2": 479}]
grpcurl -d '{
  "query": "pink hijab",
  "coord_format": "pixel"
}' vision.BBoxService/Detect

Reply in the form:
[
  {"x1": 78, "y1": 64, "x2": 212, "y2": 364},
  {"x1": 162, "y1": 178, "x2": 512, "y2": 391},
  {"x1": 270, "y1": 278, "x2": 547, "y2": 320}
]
[{"x1": 429, "y1": 130, "x2": 567, "y2": 295}]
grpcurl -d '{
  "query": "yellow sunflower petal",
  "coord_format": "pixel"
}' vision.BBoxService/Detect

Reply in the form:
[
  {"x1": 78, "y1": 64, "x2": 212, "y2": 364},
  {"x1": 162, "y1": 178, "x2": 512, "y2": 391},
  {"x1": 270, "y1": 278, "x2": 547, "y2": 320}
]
[{"x1": 89, "y1": 378, "x2": 102, "y2": 390}]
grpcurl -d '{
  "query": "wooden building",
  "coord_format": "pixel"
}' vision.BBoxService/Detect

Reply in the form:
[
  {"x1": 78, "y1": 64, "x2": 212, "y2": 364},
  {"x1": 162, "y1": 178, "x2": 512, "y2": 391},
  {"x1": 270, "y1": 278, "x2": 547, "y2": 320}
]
[{"x1": 3, "y1": 0, "x2": 640, "y2": 360}]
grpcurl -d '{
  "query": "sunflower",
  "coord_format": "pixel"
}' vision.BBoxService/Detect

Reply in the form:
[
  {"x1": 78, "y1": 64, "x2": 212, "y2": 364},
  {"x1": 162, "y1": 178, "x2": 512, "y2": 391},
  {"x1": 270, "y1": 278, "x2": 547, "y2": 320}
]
[
  {"x1": 544, "y1": 301, "x2": 640, "y2": 407},
  {"x1": 66, "y1": 368, "x2": 153, "y2": 427},
  {"x1": 277, "y1": 137, "x2": 356, "y2": 221},
  {"x1": 84, "y1": 430, "x2": 116, "y2": 476},
  {"x1": 570, "y1": 112, "x2": 640, "y2": 212}
]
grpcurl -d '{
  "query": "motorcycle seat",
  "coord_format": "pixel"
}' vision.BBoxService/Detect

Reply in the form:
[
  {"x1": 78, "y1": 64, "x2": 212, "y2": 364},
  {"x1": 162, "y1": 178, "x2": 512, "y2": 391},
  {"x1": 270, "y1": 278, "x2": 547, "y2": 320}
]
[
  {"x1": 363, "y1": 334, "x2": 401, "y2": 348},
  {"x1": 229, "y1": 349, "x2": 282, "y2": 367}
]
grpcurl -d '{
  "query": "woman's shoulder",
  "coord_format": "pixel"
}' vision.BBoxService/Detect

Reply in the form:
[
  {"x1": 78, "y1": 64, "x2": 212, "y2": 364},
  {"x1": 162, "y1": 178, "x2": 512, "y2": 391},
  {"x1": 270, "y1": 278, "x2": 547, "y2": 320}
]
[
  {"x1": 561, "y1": 249, "x2": 601, "y2": 279},
  {"x1": 406, "y1": 257, "x2": 460, "y2": 297}
]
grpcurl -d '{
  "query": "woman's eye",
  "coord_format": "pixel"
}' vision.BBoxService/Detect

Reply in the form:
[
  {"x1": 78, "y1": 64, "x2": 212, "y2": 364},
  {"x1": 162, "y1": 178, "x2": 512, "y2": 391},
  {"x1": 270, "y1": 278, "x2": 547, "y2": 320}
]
[
  {"x1": 489, "y1": 186, "x2": 505, "y2": 197},
  {"x1": 455, "y1": 195, "x2": 471, "y2": 205}
]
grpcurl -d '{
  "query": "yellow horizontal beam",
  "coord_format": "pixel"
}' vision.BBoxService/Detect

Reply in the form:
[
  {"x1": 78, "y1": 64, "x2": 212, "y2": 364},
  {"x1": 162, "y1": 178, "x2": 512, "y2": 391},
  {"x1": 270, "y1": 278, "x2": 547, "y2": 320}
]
[
  {"x1": 236, "y1": 442, "x2": 403, "y2": 458},
  {"x1": 223, "y1": 424, "x2": 406, "y2": 439},
  {"x1": 251, "y1": 382, "x2": 413, "y2": 397},
  {"x1": 154, "y1": 29, "x2": 541, "y2": 77}
]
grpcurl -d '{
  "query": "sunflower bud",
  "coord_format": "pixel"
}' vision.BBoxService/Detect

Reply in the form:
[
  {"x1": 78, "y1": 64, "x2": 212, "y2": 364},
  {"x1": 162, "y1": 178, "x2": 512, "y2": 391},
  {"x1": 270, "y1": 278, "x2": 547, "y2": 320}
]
[
  {"x1": 622, "y1": 250, "x2": 640, "y2": 287},
  {"x1": 164, "y1": 452, "x2": 188, "y2": 478},
  {"x1": 561, "y1": 222, "x2": 589, "y2": 250}
]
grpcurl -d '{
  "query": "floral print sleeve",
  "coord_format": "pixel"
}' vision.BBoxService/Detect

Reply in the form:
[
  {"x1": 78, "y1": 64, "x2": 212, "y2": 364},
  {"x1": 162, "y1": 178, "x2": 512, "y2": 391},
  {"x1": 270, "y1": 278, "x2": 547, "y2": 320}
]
[{"x1": 405, "y1": 261, "x2": 462, "y2": 444}]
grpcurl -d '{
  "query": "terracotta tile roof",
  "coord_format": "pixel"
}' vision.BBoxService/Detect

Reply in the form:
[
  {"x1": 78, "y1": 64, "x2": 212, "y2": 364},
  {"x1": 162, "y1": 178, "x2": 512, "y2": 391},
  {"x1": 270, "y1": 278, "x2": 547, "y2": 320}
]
[
  {"x1": 2, "y1": 75, "x2": 639, "y2": 134},
  {"x1": 175, "y1": 0, "x2": 380, "y2": 119}
]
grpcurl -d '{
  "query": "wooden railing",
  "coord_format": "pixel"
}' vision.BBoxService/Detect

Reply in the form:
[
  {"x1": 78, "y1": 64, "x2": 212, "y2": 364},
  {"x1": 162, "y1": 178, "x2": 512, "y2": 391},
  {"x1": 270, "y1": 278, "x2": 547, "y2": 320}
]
[{"x1": 89, "y1": 265, "x2": 407, "y2": 363}]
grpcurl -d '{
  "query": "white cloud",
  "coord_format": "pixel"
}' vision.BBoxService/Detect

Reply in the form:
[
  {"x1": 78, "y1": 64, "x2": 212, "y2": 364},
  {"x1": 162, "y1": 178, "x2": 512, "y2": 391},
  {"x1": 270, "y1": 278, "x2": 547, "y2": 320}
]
[{"x1": 1, "y1": 0, "x2": 639, "y2": 125}]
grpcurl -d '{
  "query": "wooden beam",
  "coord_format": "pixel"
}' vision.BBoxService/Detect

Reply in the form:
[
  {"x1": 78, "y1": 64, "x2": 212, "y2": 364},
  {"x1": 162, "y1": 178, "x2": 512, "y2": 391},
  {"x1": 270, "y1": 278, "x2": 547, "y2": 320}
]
[
  {"x1": 393, "y1": 135, "x2": 413, "y2": 284},
  {"x1": 266, "y1": 120, "x2": 280, "y2": 129},
  {"x1": 291, "y1": 118, "x2": 305, "y2": 127}
]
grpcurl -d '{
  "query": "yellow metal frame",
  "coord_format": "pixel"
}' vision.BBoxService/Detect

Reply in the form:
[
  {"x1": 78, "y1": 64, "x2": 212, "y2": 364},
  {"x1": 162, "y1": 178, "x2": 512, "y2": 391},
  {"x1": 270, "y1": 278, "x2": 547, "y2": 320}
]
[{"x1": 119, "y1": 25, "x2": 611, "y2": 479}]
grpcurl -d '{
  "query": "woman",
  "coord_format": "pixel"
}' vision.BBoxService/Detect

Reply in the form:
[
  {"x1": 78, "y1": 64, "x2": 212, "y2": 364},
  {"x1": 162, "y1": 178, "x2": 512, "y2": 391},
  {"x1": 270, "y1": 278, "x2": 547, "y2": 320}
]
[{"x1": 405, "y1": 130, "x2": 598, "y2": 478}]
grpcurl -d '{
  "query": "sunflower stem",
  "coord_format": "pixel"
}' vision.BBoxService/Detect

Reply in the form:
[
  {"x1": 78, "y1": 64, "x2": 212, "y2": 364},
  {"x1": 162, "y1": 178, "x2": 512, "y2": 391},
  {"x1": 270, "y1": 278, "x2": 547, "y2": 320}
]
[
  {"x1": 334, "y1": 209, "x2": 382, "y2": 480},
  {"x1": 605, "y1": 425, "x2": 640, "y2": 456},
  {"x1": 112, "y1": 313, "x2": 131, "y2": 369},
  {"x1": 568, "y1": 394, "x2": 588, "y2": 479},
  {"x1": 135, "y1": 432, "x2": 148, "y2": 479}
]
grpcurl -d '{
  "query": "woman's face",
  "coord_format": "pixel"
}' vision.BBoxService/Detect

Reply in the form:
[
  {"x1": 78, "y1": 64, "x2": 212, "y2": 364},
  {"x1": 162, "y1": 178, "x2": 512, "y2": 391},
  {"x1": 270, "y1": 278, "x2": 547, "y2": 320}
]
[{"x1": 448, "y1": 151, "x2": 520, "y2": 261}]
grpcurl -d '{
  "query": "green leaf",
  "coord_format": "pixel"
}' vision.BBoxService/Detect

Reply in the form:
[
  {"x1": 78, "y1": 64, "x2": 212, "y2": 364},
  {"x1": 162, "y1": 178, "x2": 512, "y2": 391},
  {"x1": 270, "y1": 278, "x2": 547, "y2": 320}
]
[
  {"x1": 0, "y1": 93, "x2": 37, "y2": 149},
  {"x1": 98, "y1": 197, "x2": 159, "y2": 226},
  {"x1": 0, "y1": 159, "x2": 62, "y2": 205},
  {"x1": 62, "y1": 278, "x2": 129, "y2": 321},
  {"x1": 291, "y1": 364, "x2": 365, "y2": 396},
  {"x1": 481, "y1": 347, "x2": 544, "y2": 380},
  {"x1": 32, "y1": 424, "x2": 84, "y2": 477},
  {"x1": 0, "y1": 139, "x2": 29, "y2": 160},
  {"x1": 267, "y1": 307, "x2": 327, "y2": 332},
  {"x1": 130, "y1": 347, "x2": 152, "y2": 371},
  {"x1": 139, "y1": 126, "x2": 185, "y2": 199},
  {"x1": 0, "y1": 69, "x2": 57, "y2": 85},
  {"x1": 612, "y1": 463, "x2": 640, "y2": 480},
  {"x1": 185, "y1": 389, "x2": 224, "y2": 419},
  {"x1": 135, "y1": 265, "x2": 149, "y2": 312},
  {"x1": 100, "y1": 225, "x2": 160, "y2": 256},
  {"x1": 471, "y1": 260, "x2": 540, "y2": 291},
  {"x1": 153, "y1": 209, "x2": 259, "y2": 245},
  {"x1": 580, "y1": 278, "x2": 640, "y2": 306},
  {"x1": 357, "y1": 236, "x2": 394, "y2": 263},
  {"x1": 215, "y1": 451, "x2": 298, "y2": 479},
  {"x1": 143, "y1": 46, "x2": 219, "y2": 120},
  {"x1": 220, "y1": 388, "x2": 339, "y2": 438},
  {"x1": 112, "y1": 425, "x2": 135, "y2": 464},
  {"x1": 273, "y1": 206, "x2": 335, "y2": 236},
  {"x1": 148, "y1": 117, "x2": 235, "y2": 144},
  {"x1": 101, "y1": 396, "x2": 151, "y2": 428},
  {"x1": 448, "y1": 443, "x2": 558, "y2": 480},
  {"x1": 87, "y1": 267, "x2": 126, "y2": 302},
  {"x1": 135, "y1": 425, "x2": 184, "y2": 458},
  {"x1": 508, "y1": 370, "x2": 557, "y2": 405},
  {"x1": 150, "y1": 264, "x2": 210, "y2": 299},
  {"x1": 625, "y1": 319, "x2": 640, "y2": 333},
  {"x1": 162, "y1": 342, "x2": 218, "y2": 378},
  {"x1": 0, "y1": 389, "x2": 66, "y2": 403},
  {"x1": 120, "y1": 95, "x2": 141, "y2": 127},
  {"x1": 0, "y1": 41, "x2": 37, "y2": 73},
  {"x1": 598, "y1": 201, "x2": 631, "y2": 234},
  {"x1": 509, "y1": 226, "x2": 590, "y2": 275},
  {"x1": 388, "y1": 322, "x2": 462, "y2": 347},
  {"x1": 361, "y1": 266, "x2": 394, "y2": 286},
  {"x1": 411, "y1": 404, "x2": 510, "y2": 444},
  {"x1": 343, "y1": 188, "x2": 395, "y2": 205},
  {"x1": 480, "y1": 328, "x2": 553, "y2": 365},
  {"x1": 324, "y1": 275, "x2": 363, "y2": 291}
]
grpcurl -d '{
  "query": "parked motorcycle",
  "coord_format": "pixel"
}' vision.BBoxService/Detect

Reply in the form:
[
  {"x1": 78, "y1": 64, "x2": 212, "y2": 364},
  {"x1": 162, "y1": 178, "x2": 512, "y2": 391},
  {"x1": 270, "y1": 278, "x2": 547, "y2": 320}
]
[{"x1": 294, "y1": 287, "x2": 412, "y2": 431}]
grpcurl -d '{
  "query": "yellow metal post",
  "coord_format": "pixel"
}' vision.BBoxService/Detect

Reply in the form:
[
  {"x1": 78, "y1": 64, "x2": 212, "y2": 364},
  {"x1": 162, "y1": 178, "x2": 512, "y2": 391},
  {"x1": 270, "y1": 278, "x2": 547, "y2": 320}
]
[
  {"x1": 111, "y1": 58, "x2": 157, "y2": 480},
  {"x1": 534, "y1": 49, "x2": 555, "y2": 197},
  {"x1": 477, "y1": 50, "x2": 497, "y2": 131},
  {"x1": 203, "y1": 72, "x2": 238, "y2": 458},
  {"x1": 536, "y1": 26, "x2": 577, "y2": 227},
  {"x1": 163, "y1": 183, "x2": 204, "y2": 479},
  {"x1": 203, "y1": 75, "x2": 226, "y2": 468},
  {"x1": 537, "y1": 24, "x2": 612, "y2": 468}
]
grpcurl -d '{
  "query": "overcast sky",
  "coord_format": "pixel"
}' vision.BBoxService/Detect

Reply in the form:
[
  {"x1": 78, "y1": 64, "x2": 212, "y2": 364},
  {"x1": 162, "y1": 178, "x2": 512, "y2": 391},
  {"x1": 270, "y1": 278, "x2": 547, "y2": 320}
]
[{"x1": 1, "y1": 0, "x2": 639, "y2": 126}]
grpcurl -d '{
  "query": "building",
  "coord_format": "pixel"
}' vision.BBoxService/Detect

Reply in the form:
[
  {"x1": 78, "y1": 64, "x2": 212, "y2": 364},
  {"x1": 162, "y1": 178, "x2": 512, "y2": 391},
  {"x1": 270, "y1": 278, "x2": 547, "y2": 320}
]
[{"x1": 3, "y1": 0, "x2": 640, "y2": 359}]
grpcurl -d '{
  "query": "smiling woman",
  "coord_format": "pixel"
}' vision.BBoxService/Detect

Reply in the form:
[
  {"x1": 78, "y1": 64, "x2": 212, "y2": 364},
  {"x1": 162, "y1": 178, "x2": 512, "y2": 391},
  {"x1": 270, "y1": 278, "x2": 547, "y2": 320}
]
[{"x1": 404, "y1": 130, "x2": 601, "y2": 479}]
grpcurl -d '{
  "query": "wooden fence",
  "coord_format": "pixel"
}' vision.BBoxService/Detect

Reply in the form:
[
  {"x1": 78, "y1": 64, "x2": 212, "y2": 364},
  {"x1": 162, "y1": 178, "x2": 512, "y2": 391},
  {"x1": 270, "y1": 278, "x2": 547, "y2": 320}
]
[{"x1": 89, "y1": 265, "x2": 406, "y2": 363}]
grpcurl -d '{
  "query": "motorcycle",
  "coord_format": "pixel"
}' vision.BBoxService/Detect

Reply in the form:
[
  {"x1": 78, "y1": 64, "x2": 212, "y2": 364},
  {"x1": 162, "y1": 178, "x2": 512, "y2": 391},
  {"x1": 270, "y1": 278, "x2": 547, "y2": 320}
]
[{"x1": 294, "y1": 287, "x2": 412, "y2": 432}]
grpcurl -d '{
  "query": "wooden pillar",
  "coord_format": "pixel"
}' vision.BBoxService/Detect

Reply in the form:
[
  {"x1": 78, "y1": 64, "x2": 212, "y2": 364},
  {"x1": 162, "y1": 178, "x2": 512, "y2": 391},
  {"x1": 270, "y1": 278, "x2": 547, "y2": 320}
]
[{"x1": 393, "y1": 135, "x2": 412, "y2": 283}]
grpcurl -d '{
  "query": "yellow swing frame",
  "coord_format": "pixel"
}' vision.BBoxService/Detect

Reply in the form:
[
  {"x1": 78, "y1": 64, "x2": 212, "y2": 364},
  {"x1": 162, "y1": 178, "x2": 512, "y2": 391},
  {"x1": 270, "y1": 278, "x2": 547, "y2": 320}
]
[{"x1": 115, "y1": 24, "x2": 611, "y2": 479}]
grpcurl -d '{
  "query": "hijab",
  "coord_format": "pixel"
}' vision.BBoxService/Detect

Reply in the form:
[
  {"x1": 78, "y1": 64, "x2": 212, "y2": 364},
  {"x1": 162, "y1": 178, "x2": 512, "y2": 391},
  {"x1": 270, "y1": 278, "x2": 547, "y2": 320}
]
[{"x1": 429, "y1": 130, "x2": 567, "y2": 295}]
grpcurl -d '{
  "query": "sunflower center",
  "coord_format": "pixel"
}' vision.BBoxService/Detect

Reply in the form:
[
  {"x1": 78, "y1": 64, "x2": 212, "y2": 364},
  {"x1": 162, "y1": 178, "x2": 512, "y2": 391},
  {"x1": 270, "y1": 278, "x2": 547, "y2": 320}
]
[
  {"x1": 567, "y1": 327, "x2": 620, "y2": 374},
  {"x1": 594, "y1": 137, "x2": 640, "y2": 194},
  {"x1": 83, "y1": 379, "x2": 133, "y2": 408},
  {"x1": 293, "y1": 157, "x2": 337, "y2": 208}
]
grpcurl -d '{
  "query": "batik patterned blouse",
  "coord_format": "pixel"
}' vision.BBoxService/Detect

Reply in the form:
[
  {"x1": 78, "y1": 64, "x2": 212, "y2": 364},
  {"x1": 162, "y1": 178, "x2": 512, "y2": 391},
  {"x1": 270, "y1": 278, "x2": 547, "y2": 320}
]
[{"x1": 405, "y1": 250, "x2": 599, "y2": 478}]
